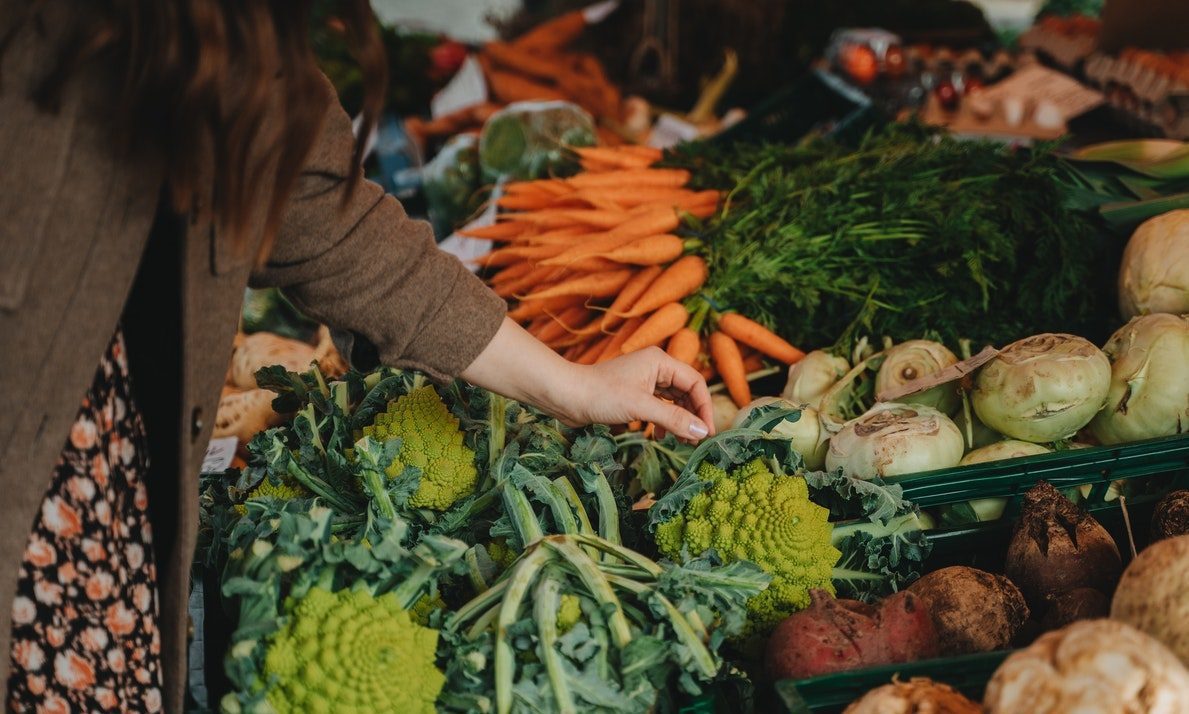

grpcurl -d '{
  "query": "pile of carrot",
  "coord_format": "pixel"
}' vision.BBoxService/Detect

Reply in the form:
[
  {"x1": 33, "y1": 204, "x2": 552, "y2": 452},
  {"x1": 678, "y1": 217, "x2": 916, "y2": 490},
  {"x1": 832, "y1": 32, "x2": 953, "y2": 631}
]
[
  {"x1": 467, "y1": 145, "x2": 806, "y2": 411},
  {"x1": 478, "y1": 11, "x2": 624, "y2": 143}
]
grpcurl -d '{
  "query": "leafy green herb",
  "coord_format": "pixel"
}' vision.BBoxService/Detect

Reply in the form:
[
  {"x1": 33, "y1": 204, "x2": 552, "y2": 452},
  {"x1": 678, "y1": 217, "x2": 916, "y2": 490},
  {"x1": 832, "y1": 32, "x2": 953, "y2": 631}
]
[{"x1": 667, "y1": 123, "x2": 1117, "y2": 350}]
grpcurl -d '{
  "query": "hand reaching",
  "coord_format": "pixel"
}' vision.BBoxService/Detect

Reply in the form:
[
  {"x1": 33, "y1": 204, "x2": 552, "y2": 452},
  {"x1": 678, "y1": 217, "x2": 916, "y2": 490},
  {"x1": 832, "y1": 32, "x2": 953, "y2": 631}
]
[
  {"x1": 558, "y1": 347, "x2": 714, "y2": 443},
  {"x1": 462, "y1": 319, "x2": 714, "y2": 443}
]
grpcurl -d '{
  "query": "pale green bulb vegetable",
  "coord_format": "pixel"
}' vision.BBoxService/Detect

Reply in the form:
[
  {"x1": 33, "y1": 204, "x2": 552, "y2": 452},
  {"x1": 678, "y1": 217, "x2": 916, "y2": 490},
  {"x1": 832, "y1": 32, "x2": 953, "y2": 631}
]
[
  {"x1": 973, "y1": 334, "x2": 1110, "y2": 443},
  {"x1": 1090, "y1": 314, "x2": 1189, "y2": 445},
  {"x1": 940, "y1": 441, "x2": 1053, "y2": 524},
  {"x1": 781, "y1": 350, "x2": 850, "y2": 409},
  {"x1": 826, "y1": 403, "x2": 964, "y2": 480},
  {"x1": 733, "y1": 397, "x2": 827, "y2": 469},
  {"x1": 875, "y1": 340, "x2": 960, "y2": 415},
  {"x1": 1118, "y1": 209, "x2": 1189, "y2": 319}
]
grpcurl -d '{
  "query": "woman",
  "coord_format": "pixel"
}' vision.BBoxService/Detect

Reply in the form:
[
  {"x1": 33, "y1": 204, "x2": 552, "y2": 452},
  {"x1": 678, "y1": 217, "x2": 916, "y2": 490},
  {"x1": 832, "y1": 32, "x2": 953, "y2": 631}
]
[{"x1": 0, "y1": 1, "x2": 712, "y2": 711}]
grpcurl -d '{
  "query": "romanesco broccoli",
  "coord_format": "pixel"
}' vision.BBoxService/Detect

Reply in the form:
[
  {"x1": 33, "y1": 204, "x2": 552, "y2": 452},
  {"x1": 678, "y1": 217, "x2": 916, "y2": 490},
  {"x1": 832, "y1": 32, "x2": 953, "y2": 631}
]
[
  {"x1": 263, "y1": 586, "x2": 444, "y2": 714},
  {"x1": 557, "y1": 593, "x2": 582, "y2": 633},
  {"x1": 409, "y1": 592, "x2": 447, "y2": 627},
  {"x1": 361, "y1": 386, "x2": 477, "y2": 511},
  {"x1": 653, "y1": 458, "x2": 839, "y2": 629},
  {"x1": 233, "y1": 476, "x2": 310, "y2": 516}
]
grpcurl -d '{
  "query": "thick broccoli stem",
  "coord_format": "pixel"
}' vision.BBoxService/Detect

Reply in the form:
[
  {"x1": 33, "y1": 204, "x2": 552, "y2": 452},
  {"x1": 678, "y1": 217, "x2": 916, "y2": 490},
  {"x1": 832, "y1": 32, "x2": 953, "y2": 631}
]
[
  {"x1": 570, "y1": 533, "x2": 663, "y2": 577},
  {"x1": 534, "y1": 572, "x2": 577, "y2": 714},
  {"x1": 543, "y1": 538, "x2": 632, "y2": 648},
  {"x1": 283, "y1": 459, "x2": 355, "y2": 514},
  {"x1": 552, "y1": 477, "x2": 600, "y2": 560},
  {"x1": 588, "y1": 466, "x2": 621, "y2": 554},
  {"x1": 501, "y1": 482, "x2": 545, "y2": 549},
  {"x1": 483, "y1": 394, "x2": 508, "y2": 490},
  {"x1": 495, "y1": 546, "x2": 553, "y2": 714}
]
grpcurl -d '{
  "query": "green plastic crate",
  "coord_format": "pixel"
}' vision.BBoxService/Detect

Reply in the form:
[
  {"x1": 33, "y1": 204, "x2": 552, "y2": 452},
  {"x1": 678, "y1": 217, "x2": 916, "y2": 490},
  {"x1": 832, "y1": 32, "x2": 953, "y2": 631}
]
[
  {"x1": 772, "y1": 433, "x2": 1189, "y2": 712},
  {"x1": 775, "y1": 650, "x2": 1010, "y2": 714}
]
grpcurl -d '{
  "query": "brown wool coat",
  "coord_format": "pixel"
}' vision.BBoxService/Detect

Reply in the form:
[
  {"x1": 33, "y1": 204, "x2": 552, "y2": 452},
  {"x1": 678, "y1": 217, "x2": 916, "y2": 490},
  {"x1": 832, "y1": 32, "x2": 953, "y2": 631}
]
[{"x1": 0, "y1": 2, "x2": 505, "y2": 710}]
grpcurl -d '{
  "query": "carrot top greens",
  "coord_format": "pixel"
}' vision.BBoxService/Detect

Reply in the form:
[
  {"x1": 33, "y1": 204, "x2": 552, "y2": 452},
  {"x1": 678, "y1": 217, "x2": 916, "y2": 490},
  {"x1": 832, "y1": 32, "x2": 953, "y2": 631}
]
[{"x1": 667, "y1": 123, "x2": 1116, "y2": 351}]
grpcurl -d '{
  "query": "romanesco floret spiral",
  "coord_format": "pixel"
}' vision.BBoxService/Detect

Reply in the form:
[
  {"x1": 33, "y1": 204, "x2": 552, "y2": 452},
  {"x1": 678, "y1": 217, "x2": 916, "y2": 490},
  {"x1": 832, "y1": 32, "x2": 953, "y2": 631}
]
[
  {"x1": 361, "y1": 386, "x2": 477, "y2": 511},
  {"x1": 557, "y1": 593, "x2": 582, "y2": 633},
  {"x1": 233, "y1": 477, "x2": 310, "y2": 516},
  {"x1": 654, "y1": 458, "x2": 839, "y2": 629},
  {"x1": 263, "y1": 587, "x2": 444, "y2": 714}
]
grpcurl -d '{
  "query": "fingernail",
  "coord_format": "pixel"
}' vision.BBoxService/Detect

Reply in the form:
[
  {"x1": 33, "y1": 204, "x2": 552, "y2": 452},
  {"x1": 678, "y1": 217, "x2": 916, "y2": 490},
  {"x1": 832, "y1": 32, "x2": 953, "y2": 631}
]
[{"x1": 688, "y1": 420, "x2": 708, "y2": 439}]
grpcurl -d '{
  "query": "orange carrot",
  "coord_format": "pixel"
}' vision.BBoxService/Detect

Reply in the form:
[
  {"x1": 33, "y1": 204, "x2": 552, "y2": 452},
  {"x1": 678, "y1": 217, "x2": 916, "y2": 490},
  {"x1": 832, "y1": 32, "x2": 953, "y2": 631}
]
[
  {"x1": 496, "y1": 194, "x2": 557, "y2": 211},
  {"x1": 504, "y1": 180, "x2": 569, "y2": 197},
  {"x1": 565, "y1": 256, "x2": 623, "y2": 273},
  {"x1": 460, "y1": 221, "x2": 533, "y2": 241},
  {"x1": 489, "y1": 260, "x2": 536, "y2": 286},
  {"x1": 478, "y1": 242, "x2": 570, "y2": 266},
  {"x1": 509, "y1": 208, "x2": 631, "y2": 230},
  {"x1": 554, "y1": 187, "x2": 704, "y2": 209},
  {"x1": 597, "y1": 317, "x2": 644, "y2": 362},
  {"x1": 536, "y1": 306, "x2": 592, "y2": 343},
  {"x1": 619, "y1": 303, "x2": 689, "y2": 354},
  {"x1": 573, "y1": 146, "x2": 656, "y2": 169},
  {"x1": 567, "y1": 168, "x2": 691, "y2": 189},
  {"x1": 541, "y1": 208, "x2": 681, "y2": 266},
  {"x1": 617, "y1": 145, "x2": 665, "y2": 161},
  {"x1": 685, "y1": 201, "x2": 719, "y2": 220},
  {"x1": 507, "y1": 294, "x2": 585, "y2": 322},
  {"x1": 709, "y1": 332, "x2": 751, "y2": 407},
  {"x1": 493, "y1": 265, "x2": 567, "y2": 298},
  {"x1": 519, "y1": 226, "x2": 590, "y2": 245},
  {"x1": 717, "y1": 313, "x2": 805, "y2": 365},
  {"x1": 602, "y1": 234, "x2": 686, "y2": 265},
  {"x1": 519, "y1": 269, "x2": 634, "y2": 301},
  {"x1": 666, "y1": 328, "x2": 701, "y2": 367},
  {"x1": 480, "y1": 55, "x2": 568, "y2": 103},
  {"x1": 576, "y1": 334, "x2": 613, "y2": 365},
  {"x1": 562, "y1": 344, "x2": 585, "y2": 360},
  {"x1": 512, "y1": 10, "x2": 587, "y2": 53},
  {"x1": 616, "y1": 255, "x2": 707, "y2": 318},
  {"x1": 482, "y1": 41, "x2": 559, "y2": 82},
  {"x1": 743, "y1": 353, "x2": 765, "y2": 373},
  {"x1": 601, "y1": 265, "x2": 663, "y2": 330},
  {"x1": 626, "y1": 420, "x2": 643, "y2": 432}
]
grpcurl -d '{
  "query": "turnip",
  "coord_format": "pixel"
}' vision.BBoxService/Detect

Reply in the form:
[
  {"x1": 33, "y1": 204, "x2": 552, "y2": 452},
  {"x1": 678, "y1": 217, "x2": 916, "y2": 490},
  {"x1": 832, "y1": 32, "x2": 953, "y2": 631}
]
[
  {"x1": 1111, "y1": 534, "x2": 1189, "y2": 665},
  {"x1": 907, "y1": 566, "x2": 1029, "y2": 656},
  {"x1": 843, "y1": 677, "x2": 981, "y2": 714},
  {"x1": 1004, "y1": 481, "x2": 1121, "y2": 610},
  {"x1": 984, "y1": 620, "x2": 1189, "y2": 713}
]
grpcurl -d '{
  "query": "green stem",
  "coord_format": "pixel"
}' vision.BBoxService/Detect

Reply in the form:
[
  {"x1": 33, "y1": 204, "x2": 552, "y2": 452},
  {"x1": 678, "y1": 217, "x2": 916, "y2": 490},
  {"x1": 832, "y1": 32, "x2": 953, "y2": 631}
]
[
  {"x1": 496, "y1": 546, "x2": 553, "y2": 714},
  {"x1": 534, "y1": 572, "x2": 577, "y2": 714},
  {"x1": 543, "y1": 538, "x2": 632, "y2": 648}
]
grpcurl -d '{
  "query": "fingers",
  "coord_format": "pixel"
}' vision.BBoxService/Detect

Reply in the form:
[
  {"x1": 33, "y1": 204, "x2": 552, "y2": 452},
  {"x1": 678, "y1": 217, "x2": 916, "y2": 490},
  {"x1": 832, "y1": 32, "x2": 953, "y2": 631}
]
[
  {"x1": 649, "y1": 349, "x2": 714, "y2": 438},
  {"x1": 633, "y1": 395, "x2": 709, "y2": 444}
]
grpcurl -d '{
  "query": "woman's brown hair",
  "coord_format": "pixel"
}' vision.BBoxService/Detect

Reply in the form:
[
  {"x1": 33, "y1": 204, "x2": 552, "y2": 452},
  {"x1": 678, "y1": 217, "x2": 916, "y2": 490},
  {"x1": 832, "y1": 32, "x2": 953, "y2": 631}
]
[{"x1": 2, "y1": 0, "x2": 387, "y2": 263}]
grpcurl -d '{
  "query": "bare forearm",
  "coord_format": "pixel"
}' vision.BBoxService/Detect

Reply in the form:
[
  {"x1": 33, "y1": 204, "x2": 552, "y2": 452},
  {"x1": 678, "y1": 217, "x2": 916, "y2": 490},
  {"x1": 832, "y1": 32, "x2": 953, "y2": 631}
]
[
  {"x1": 461, "y1": 317, "x2": 713, "y2": 441},
  {"x1": 460, "y1": 317, "x2": 584, "y2": 420}
]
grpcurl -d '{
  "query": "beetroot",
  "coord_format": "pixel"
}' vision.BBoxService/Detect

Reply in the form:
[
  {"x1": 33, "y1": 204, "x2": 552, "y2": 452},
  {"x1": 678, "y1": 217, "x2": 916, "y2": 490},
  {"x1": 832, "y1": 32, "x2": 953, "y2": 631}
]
[{"x1": 765, "y1": 589, "x2": 939, "y2": 680}]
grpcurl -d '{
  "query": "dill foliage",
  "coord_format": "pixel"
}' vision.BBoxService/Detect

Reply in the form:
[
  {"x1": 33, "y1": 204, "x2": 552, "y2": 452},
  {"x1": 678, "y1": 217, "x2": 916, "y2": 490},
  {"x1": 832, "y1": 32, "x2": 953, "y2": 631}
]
[{"x1": 668, "y1": 125, "x2": 1114, "y2": 350}]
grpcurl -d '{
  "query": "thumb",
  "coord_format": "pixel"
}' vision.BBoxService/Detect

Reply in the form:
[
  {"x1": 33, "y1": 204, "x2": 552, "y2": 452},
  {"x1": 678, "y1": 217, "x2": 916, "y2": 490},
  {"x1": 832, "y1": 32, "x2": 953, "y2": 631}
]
[{"x1": 633, "y1": 395, "x2": 710, "y2": 442}]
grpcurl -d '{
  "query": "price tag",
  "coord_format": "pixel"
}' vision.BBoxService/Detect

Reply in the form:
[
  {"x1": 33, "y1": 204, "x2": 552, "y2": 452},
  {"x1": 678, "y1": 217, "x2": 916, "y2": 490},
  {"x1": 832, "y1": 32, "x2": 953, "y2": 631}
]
[{"x1": 200, "y1": 436, "x2": 238, "y2": 474}]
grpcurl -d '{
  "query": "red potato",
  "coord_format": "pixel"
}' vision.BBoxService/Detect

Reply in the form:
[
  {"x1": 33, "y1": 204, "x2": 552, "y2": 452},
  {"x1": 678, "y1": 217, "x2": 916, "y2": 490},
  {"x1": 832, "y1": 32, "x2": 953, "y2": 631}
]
[{"x1": 765, "y1": 589, "x2": 939, "y2": 680}]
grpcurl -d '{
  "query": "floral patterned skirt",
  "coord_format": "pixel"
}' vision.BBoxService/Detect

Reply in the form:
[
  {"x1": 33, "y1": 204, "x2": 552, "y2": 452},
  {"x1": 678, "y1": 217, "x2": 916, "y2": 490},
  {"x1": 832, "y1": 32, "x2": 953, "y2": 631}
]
[{"x1": 7, "y1": 326, "x2": 162, "y2": 713}]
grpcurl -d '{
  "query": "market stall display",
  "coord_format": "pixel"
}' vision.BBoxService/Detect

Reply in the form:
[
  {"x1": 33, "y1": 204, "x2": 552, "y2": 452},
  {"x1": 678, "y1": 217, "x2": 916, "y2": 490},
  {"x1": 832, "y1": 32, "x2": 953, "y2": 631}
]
[{"x1": 165, "y1": 5, "x2": 1189, "y2": 713}]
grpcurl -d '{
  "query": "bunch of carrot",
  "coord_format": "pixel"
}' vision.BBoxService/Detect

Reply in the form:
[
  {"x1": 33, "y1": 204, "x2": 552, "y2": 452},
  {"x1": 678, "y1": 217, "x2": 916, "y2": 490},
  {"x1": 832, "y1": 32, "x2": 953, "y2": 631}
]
[
  {"x1": 478, "y1": 10, "x2": 624, "y2": 141},
  {"x1": 467, "y1": 145, "x2": 807, "y2": 412}
]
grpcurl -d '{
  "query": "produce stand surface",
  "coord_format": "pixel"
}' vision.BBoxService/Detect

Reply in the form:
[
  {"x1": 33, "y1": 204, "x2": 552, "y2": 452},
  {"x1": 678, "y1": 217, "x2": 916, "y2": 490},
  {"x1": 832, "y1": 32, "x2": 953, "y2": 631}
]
[
  {"x1": 775, "y1": 650, "x2": 1011, "y2": 714},
  {"x1": 771, "y1": 432, "x2": 1189, "y2": 712}
]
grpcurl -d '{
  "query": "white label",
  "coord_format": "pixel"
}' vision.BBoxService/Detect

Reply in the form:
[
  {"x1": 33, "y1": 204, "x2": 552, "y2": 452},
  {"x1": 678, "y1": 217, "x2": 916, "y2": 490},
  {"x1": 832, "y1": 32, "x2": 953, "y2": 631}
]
[{"x1": 201, "y1": 436, "x2": 239, "y2": 474}]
